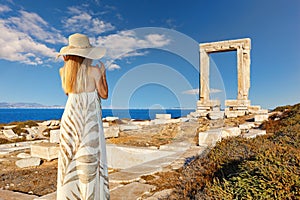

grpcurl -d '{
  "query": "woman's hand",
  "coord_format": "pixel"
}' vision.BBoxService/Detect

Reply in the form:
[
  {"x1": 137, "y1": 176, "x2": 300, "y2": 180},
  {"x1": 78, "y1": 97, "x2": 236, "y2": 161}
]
[{"x1": 96, "y1": 61, "x2": 106, "y2": 77}]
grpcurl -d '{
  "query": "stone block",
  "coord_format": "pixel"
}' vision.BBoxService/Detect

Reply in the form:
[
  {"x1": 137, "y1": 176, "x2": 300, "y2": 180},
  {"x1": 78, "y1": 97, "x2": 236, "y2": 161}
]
[
  {"x1": 104, "y1": 126, "x2": 119, "y2": 138},
  {"x1": 119, "y1": 124, "x2": 139, "y2": 131},
  {"x1": 104, "y1": 116, "x2": 119, "y2": 122},
  {"x1": 243, "y1": 129, "x2": 266, "y2": 139},
  {"x1": 50, "y1": 129, "x2": 60, "y2": 143},
  {"x1": 188, "y1": 111, "x2": 205, "y2": 118},
  {"x1": 151, "y1": 119, "x2": 168, "y2": 125},
  {"x1": 239, "y1": 122, "x2": 256, "y2": 130},
  {"x1": 255, "y1": 114, "x2": 268, "y2": 122},
  {"x1": 225, "y1": 99, "x2": 251, "y2": 107},
  {"x1": 232, "y1": 106, "x2": 249, "y2": 110},
  {"x1": 221, "y1": 127, "x2": 241, "y2": 138},
  {"x1": 248, "y1": 105, "x2": 261, "y2": 113},
  {"x1": 2, "y1": 125, "x2": 17, "y2": 129},
  {"x1": 225, "y1": 110, "x2": 246, "y2": 118},
  {"x1": 15, "y1": 157, "x2": 41, "y2": 168},
  {"x1": 155, "y1": 114, "x2": 171, "y2": 119},
  {"x1": 207, "y1": 111, "x2": 224, "y2": 120},
  {"x1": 131, "y1": 120, "x2": 151, "y2": 126},
  {"x1": 40, "y1": 120, "x2": 52, "y2": 126},
  {"x1": 31, "y1": 142, "x2": 59, "y2": 161},
  {"x1": 110, "y1": 182, "x2": 156, "y2": 200},
  {"x1": 198, "y1": 129, "x2": 222, "y2": 147},
  {"x1": 17, "y1": 152, "x2": 31, "y2": 159},
  {"x1": 3, "y1": 129, "x2": 18, "y2": 139},
  {"x1": 102, "y1": 122, "x2": 110, "y2": 128},
  {"x1": 180, "y1": 118, "x2": 189, "y2": 122}
]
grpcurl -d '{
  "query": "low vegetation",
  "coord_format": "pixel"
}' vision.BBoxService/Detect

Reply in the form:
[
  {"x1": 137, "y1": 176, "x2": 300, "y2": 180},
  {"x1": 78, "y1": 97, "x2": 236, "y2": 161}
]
[{"x1": 168, "y1": 103, "x2": 300, "y2": 199}]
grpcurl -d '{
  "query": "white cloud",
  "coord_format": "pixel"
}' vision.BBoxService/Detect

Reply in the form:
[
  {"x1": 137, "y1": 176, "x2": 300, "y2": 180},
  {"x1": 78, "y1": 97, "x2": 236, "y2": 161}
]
[
  {"x1": 106, "y1": 63, "x2": 121, "y2": 71},
  {"x1": 0, "y1": 5, "x2": 11, "y2": 13},
  {"x1": 96, "y1": 30, "x2": 171, "y2": 60},
  {"x1": 0, "y1": 5, "x2": 68, "y2": 65},
  {"x1": 0, "y1": 19, "x2": 58, "y2": 65},
  {"x1": 7, "y1": 10, "x2": 66, "y2": 44},
  {"x1": 64, "y1": 6, "x2": 115, "y2": 34},
  {"x1": 182, "y1": 89, "x2": 199, "y2": 95},
  {"x1": 210, "y1": 88, "x2": 222, "y2": 93},
  {"x1": 95, "y1": 30, "x2": 171, "y2": 70}
]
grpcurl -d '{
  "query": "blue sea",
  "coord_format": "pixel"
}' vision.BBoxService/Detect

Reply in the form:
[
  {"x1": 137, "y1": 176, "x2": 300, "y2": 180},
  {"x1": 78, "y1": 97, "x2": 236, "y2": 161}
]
[{"x1": 0, "y1": 108, "x2": 195, "y2": 124}]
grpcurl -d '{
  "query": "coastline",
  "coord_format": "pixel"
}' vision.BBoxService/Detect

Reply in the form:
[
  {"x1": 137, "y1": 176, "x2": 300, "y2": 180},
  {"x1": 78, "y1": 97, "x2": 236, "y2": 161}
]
[{"x1": 0, "y1": 108, "x2": 195, "y2": 124}]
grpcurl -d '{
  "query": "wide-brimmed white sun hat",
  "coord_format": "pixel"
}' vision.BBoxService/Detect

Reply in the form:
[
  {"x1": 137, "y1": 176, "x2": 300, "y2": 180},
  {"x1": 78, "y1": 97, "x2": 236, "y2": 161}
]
[{"x1": 57, "y1": 33, "x2": 106, "y2": 59}]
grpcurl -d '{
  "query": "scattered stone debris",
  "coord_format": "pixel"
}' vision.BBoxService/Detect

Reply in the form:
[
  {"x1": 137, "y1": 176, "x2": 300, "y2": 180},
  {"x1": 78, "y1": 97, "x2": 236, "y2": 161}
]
[{"x1": 15, "y1": 157, "x2": 41, "y2": 168}]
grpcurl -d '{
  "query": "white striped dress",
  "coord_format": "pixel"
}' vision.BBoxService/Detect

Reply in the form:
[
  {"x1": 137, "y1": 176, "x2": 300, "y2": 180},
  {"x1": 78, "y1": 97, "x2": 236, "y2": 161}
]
[{"x1": 57, "y1": 91, "x2": 109, "y2": 200}]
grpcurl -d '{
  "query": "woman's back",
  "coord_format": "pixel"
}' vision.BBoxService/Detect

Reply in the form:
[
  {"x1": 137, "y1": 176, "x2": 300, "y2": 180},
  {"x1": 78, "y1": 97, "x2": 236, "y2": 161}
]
[{"x1": 60, "y1": 63, "x2": 107, "y2": 98}]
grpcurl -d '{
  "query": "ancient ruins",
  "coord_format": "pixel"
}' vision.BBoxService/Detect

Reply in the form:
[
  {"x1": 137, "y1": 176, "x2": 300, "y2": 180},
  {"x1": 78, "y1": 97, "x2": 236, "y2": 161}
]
[{"x1": 196, "y1": 38, "x2": 267, "y2": 119}]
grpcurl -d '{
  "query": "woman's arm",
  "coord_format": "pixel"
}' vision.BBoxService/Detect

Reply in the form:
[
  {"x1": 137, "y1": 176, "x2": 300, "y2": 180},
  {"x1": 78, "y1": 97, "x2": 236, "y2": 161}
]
[{"x1": 95, "y1": 62, "x2": 108, "y2": 99}]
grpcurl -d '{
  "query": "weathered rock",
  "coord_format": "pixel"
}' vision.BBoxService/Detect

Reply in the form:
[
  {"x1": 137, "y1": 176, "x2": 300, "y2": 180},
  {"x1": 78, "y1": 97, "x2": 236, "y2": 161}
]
[
  {"x1": 180, "y1": 117, "x2": 189, "y2": 122},
  {"x1": 198, "y1": 129, "x2": 222, "y2": 147},
  {"x1": 207, "y1": 111, "x2": 224, "y2": 120},
  {"x1": 41, "y1": 120, "x2": 52, "y2": 126},
  {"x1": 130, "y1": 120, "x2": 151, "y2": 126},
  {"x1": 102, "y1": 122, "x2": 110, "y2": 128},
  {"x1": 104, "y1": 116, "x2": 119, "y2": 122},
  {"x1": 221, "y1": 127, "x2": 241, "y2": 138},
  {"x1": 50, "y1": 129, "x2": 60, "y2": 143},
  {"x1": 145, "y1": 189, "x2": 173, "y2": 200},
  {"x1": 2, "y1": 125, "x2": 17, "y2": 129},
  {"x1": 243, "y1": 129, "x2": 266, "y2": 138},
  {"x1": 3, "y1": 129, "x2": 18, "y2": 139},
  {"x1": 31, "y1": 142, "x2": 59, "y2": 161},
  {"x1": 110, "y1": 182, "x2": 156, "y2": 200},
  {"x1": 119, "y1": 124, "x2": 139, "y2": 131},
  {"x1": 225, "y1": 110, "x2": 246, "y2": 118},
  {"x1": 15, "y1": 157, "x2": 41, "y2": 168},
  {"x1": 0, "y1": 189, "x2": 38, "y2": 200},
  {"x1": 155, "y1": 114, "x2": 171, "y2": 119},
  {"x1": 104, "y1": 126, "x2": 119, "y2": 138},
  {"x1": 239, "y1": 122, "x2": 256, "y2": 131},
  {"x1": 255, "y1": 114, "x2": 268, "y2": 122},
  {"x1": 17, "y1": 152, "x2": 31, "y2": 159},
  {"x1": 26, "y1": 134, "x2": 35, "y2": 141},
  {"x1": 151, "y1": 119, "x2": 168, "y2": 125}
]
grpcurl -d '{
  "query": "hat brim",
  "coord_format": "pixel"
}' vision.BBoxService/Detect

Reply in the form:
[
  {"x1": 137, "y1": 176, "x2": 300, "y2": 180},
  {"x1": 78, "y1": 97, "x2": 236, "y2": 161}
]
[{"x1": 57, "y1": 46, "x2": 106, "y2": 60}]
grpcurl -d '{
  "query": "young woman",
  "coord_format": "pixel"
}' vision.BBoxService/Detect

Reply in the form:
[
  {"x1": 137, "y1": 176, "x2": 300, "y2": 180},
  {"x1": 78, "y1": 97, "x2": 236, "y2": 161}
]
[{"x1": 56, "y1": 33, "x2": 109, "y2": 200}]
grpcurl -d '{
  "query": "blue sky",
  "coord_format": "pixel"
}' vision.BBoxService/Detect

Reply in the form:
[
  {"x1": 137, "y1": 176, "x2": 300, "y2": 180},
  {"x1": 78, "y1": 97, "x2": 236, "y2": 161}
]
[{"x1": 0, "y1": 0, "x2": 299, "y2": 109}]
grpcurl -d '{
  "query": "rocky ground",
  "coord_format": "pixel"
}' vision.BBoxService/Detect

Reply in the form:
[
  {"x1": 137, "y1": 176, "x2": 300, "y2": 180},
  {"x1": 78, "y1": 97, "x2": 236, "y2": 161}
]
[{"x1": 0, "y1": 115, "x2": 255, "y2": 198}]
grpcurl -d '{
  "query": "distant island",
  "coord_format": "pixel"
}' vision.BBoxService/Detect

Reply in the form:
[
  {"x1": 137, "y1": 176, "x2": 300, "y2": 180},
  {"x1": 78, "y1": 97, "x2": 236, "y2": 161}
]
[{"x1": 0, "y1": 102, "x2": 64, "y2": 108}]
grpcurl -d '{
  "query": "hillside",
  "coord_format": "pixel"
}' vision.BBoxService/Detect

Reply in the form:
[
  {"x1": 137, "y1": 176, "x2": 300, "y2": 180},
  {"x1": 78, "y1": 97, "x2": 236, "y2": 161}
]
[
  {"x1": 0, "y1": 102, "x2": 62, "y2": 108},
  {"x1": 167, "y1": 103, "x2": 300, "y2": 199}
]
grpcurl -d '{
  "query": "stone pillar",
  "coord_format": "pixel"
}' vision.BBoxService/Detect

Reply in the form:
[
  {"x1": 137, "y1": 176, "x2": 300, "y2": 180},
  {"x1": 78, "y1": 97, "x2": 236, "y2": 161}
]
[
  {"x1": 243, "y1": 49, "x2": 251, "y2": 100},
  {"x1": 237, "y1": 47, "x2": 243, "y2": 100},
  {"x1": 200, "y1": 49, "x2": 209, "y2": 102}
]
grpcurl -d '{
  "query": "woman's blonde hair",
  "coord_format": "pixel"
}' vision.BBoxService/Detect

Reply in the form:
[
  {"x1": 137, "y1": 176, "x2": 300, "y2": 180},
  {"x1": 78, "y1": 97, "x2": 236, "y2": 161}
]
[{"x1": 62, "y1": 55, "x2": 92, "y2": 93}]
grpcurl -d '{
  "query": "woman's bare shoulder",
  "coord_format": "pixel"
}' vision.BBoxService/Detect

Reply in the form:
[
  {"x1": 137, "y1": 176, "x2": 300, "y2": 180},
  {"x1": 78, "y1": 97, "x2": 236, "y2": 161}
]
[{"x1": 89, "y1": 65, "x2": 101, "y2": 74}]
